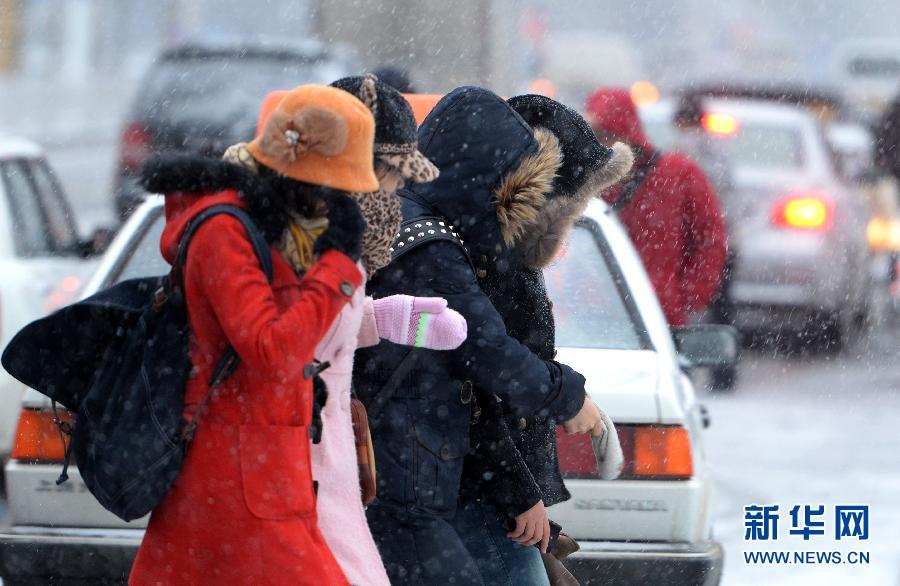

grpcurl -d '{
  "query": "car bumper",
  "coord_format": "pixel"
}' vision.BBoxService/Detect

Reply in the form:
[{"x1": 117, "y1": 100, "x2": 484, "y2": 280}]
[
  {"x1": 563, "y1": 540, "x2": 723, "y2": 586},
  {"x1": 729, "y1": 301, "x2": 821, "y2": 332},
  {"x1": 0, "y1": 527, "x2": 140, "y2": 584}
]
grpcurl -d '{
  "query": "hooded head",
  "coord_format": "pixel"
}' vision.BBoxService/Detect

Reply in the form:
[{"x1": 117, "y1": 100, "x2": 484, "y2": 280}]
[
  {"x1": 585, "y1": 87, "x2": 653, "y2": 154},
  {"x1": 407, "y1": 86, "x2": 564, "y2": 274},
  {"x1": 507, "y1": 94, "x2": 633, "y2": 268}
]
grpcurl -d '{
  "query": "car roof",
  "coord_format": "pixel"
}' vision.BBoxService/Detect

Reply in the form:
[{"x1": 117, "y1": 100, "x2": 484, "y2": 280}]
[
  {"x1": 159, "y1": 38, "x2": 332, "y2": 63},
  {"x1": 0, "y1": 133, "x2": 44, "y2": 159},
  {"x1": 681, "y1": 81, "x2": 844, "y2": 111}
]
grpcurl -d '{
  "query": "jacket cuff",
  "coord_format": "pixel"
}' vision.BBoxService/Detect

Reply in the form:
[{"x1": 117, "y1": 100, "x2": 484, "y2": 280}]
[
  {"x1": 357, "y1": 297, "x2": 381, "y2": 348},
  {"x1": 552, "y1": 361, "x2": 587, "y2": 422}
]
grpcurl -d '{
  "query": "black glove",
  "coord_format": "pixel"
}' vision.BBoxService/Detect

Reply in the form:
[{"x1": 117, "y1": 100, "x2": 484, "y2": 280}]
[
  {"x1": 310, "y1": 374, "x2": 328, "y2": 444},
  {"x1": 313, "y1": 191, "x2": 366, "y2": 262}
]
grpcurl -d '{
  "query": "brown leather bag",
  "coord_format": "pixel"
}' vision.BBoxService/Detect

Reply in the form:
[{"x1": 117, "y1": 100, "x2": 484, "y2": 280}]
[{"x1": 351, "y1": 398, "x2": 377, "y2": 506}]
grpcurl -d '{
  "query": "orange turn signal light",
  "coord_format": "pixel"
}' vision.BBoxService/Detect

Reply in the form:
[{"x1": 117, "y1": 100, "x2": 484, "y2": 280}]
[
  {"x1": 630, "y1": 425, "x2": 694, "y2": 479},
  {"x1": 11, "y1": 409, "x2": 72, "y2": 463}
]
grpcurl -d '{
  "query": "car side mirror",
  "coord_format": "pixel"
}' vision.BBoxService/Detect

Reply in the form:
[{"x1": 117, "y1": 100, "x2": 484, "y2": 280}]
[
  {"x1": 671, "y1": 325, "x2": 739, "y2": 369},
  {"x1": 78, "y1": 227, "x2": 115, "y2": 258}
]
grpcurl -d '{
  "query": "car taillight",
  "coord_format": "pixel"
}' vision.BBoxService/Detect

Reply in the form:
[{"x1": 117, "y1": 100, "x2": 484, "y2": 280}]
[
  {"x1": 11, "y1": 409, "x2": 72, "y2": 463},
  {"x1": 771, "y1": 195, "x2": 833, "y2": 231},
  {"x1": 867, "y1": 217, "x2": 900, "y2": 252},
  {"x1": 701, "y1": 113, "x2": 739, "y2": 135},
  {"x1": 557, "y1": 424, "x2": 693, "y2": 480},
  {"x1": 119, "y1": 122, "x2": 151, "y2": 173}
]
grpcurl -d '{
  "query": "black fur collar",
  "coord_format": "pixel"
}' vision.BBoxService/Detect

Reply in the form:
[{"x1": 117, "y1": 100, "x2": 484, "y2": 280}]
[{"x1": 140, "y1": 154, "x2": 259, "y2": 195}]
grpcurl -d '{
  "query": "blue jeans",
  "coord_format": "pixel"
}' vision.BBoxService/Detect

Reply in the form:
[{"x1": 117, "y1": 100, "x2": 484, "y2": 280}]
[{"x1": 452, "y1": 498, "x2": 551, "y2": 586}]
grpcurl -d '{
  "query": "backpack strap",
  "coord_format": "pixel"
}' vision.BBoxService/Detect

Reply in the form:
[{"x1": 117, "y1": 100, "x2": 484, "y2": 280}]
[
  {"x1": 174, "y1": 204, "x2": 273, "y2": 283},
  {"x1": 173, "y1": 204, "x2": 274, "y2": 441},
  {"x1": 365, "y1": 349, "x2": 419, "y2": 422},
  {"x1": 391, "y1": 215, "x2": 474, "y2": 271},
  {"x1": 610, "y1": 150, "x2": 660, "y2": 213}
]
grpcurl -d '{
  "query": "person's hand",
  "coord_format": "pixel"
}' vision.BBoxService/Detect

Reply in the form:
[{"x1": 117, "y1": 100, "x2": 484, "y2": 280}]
[
  {"x1": 508, "y1": 500, "x2": 551, "y2": 553},
  {"x1": 373, "y1": 295, "x2": 467, "y2": 350},
  {"x1": 313, "y1": 191, "x2": 366, "y2": 262},
  {"x1": 562, "y1": 396, "x2": 605, "y2": 436}
]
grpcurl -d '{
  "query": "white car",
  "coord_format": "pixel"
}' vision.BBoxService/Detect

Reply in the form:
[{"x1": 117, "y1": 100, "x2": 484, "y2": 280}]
[
  {"x1": 0, "y1": 134, "x2": 105, "y2": 459},
  {"x1": 0, "y1": 197, "x2": 733, "y2": 585}
]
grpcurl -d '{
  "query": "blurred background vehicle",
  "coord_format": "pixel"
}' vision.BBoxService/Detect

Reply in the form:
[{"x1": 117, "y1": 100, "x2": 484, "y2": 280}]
[
  {"x1": 641, "y1": 96, "x2": 876, "y2": 350},
  {"x1": 0, "y1": 133, "x2": 108, "y2": 461},
  {"x1": 113, "y1": 39, "x2": 360, "y2": 217},
  {"x1": 0, "y1": 196, "x2": 737, "y2": 585}
]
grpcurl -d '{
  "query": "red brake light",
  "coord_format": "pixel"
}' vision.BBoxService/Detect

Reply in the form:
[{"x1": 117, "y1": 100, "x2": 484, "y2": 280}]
[
  {"x1": 771, "y1": 195, "x2": 833, "y2": 231},
  {"x1": 557, "y1": 424, "x2": 693, "y2": 480},
  {"x1": 119, "y1": 123, "x2": 151, "y2": 173},
  {"x1": 701, "y1": 113, "x2": 739, "y2": 135}
]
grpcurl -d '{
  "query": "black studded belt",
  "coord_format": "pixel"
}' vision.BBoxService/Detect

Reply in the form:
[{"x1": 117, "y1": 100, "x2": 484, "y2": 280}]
[{"x1": 390, "y1": 215, "x2": 473, "y2": 269}]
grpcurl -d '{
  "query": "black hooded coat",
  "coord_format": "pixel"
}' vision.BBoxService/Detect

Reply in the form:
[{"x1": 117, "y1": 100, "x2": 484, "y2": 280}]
[{"x1": 352, "y1": 87, "x2": 587, "y2": 519}]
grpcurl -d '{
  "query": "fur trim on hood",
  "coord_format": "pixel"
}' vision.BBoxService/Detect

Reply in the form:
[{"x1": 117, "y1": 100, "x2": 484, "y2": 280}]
[
  {"x1": 494, "y1": 128, "x2": 563, "y2": 246},
  {"x1": 516, "y1": 142, "x2": 633, "y2": 269}
]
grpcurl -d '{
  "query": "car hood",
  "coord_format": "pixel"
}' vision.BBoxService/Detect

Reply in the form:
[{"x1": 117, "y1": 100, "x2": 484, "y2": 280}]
[{"x1": 555, "y1": 347, "x2": 662, "y2": 423}]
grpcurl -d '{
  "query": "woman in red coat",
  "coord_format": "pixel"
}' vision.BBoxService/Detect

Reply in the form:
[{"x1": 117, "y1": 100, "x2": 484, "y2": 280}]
[{"x1": 129, "y1": 85, "x2": 378, "y2": 585}]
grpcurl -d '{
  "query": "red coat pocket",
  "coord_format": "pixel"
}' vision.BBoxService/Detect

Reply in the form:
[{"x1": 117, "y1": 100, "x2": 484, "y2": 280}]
[{"x1": 239, "y1": 424, "x2": 316, "y2": 520}]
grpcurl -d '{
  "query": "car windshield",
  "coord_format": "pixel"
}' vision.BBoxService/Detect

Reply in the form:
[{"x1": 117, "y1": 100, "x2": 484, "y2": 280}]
[{"x1": 544, "y1": 224, "x2": 646, "y2": 350}]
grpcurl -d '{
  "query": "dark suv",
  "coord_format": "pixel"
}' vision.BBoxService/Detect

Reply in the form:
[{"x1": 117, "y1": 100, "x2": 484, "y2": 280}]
[{"x1": 113, "y1": 40, "x2": 360, "y2": 217}]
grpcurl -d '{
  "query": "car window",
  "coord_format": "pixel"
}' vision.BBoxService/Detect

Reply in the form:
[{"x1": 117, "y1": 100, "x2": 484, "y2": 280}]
[
  {"x1": 544, "y1": 224, "x2": 647, "y2": 350},
  {"x1": 112, "y1": 211, "x2": 169, "y2": 284},
  {"x1": 719, "y1": 124, "x2": 804, "y2": 169},
  {"x1": 0, "y1": 159, "x2": 52, "y2": 257},
  {"x1": 27, "y1": 160, "x2": 79, "y2": 253}
]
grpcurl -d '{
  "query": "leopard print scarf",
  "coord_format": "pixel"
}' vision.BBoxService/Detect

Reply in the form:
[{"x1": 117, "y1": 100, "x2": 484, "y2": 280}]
[{"x1": 352, "y1": 186, "x2": 402, "y2": 276}]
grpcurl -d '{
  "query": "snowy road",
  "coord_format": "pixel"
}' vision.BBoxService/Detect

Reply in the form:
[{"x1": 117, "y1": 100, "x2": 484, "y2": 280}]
[{"x1": 704, "y1": 327, "x2": 900, "y2": 586}]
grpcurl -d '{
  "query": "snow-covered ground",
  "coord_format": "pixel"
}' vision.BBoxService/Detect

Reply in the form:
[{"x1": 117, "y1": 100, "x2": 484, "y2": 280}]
[{"x1": 705, "y1": 328, "x2": 900, "y2": 586}]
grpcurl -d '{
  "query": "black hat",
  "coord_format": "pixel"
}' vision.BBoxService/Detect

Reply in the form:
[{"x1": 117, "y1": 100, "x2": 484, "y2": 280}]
[
  {"x1": 370, "y1": 65, "x2": 415, "y2": 93},
  {"x1": 331, "y1": 74, "x2": 438, "y2": 183},
  {"x1": 508, "y1": 94, "x2": 628, "y2": 198}
]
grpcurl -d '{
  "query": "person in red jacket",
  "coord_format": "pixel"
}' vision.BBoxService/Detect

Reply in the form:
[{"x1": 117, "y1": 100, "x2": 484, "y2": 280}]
[
  {"x1": 128, "y1": 85, "x2": 377, "y2": 586},
  {"x1": 585, "y1": 87, "x2": 728, "y2": 326}
]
